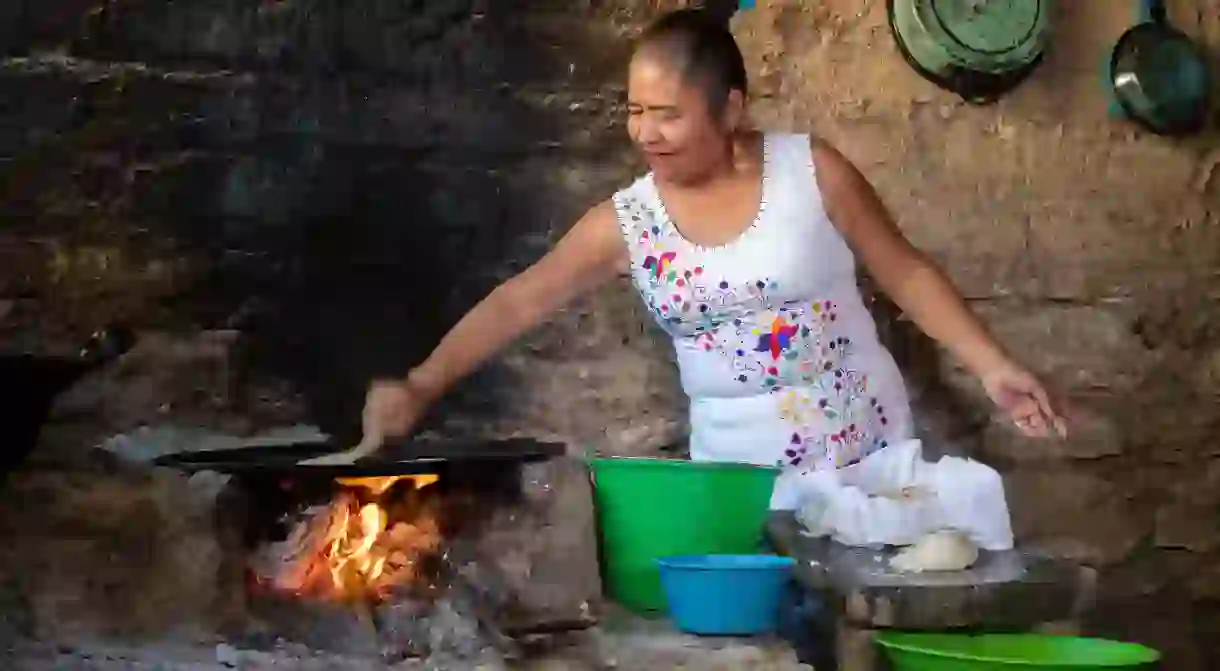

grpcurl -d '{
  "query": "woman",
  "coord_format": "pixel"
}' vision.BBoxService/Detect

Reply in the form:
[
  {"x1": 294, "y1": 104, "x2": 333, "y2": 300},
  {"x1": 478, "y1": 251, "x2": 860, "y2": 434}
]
[{"x1": 345, "y1": 9, "x2": 1066, "y2": 498}]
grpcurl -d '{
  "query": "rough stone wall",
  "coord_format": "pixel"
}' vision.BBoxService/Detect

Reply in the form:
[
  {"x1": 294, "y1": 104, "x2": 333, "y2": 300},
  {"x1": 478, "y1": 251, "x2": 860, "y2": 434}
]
[
  {"x1": 731, "y1": 1, "x2": 1220, "y2": 667},
  {"x1": 0, "y1": 0, "x2": 1218, "y2": 667},
  {"x1": 0, "y1": 0, "x2": 681, "y2": 450}
]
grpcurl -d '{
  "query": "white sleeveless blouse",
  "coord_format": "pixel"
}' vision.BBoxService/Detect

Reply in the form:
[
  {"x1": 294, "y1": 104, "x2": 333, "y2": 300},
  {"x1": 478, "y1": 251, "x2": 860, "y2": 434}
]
[{"x1": 613, "y1": 132, "x2": 913, "y2": 474}]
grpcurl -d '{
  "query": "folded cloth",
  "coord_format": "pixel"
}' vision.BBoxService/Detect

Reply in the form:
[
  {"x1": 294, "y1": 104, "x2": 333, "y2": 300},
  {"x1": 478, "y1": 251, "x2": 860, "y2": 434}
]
[
  {"x1": 791, "y1": 439, "x2": 1014, "y2": 551},
  {"x1": 933, "y1": 455, "x2": 1014, "y2": 551}
]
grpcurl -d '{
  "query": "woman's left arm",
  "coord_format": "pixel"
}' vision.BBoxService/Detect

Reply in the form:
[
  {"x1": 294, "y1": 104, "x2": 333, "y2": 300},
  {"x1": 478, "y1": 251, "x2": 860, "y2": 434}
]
[{"x1": 812, "y1": 138, "x2": 1066, "y2": 438}]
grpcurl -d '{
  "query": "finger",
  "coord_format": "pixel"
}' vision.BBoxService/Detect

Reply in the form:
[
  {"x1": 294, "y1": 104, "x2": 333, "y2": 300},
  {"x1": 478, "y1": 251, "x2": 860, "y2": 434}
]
[
  {"x1": 1014, "y1": 400, "x2": 1051, "y2": 434},
  {"x1": 992, "y1": 386, "x2": 1025, "y2": 410},
  {"x1": 1006, "y1": 395, "x2": 1040, "y2": 422},
  {"x1": 1015, "y1": 415, "x2": 1045, "y2": 438},
  {"x1": 360, "y1": 406, "x2": 386, "y2": 449},
  {"x1": 1048, "y1": 414, "x2": 1067, "y2": 438},
  {"x1": 1004, "y1": 382, "x2": 1057, "y2": 438},
  {"x1": 350, "y1": 435, "x2": 381, "y2": 459},
  {"x1": 1026, "y1": 414, "x2": 1048, "y2": 437},
  {"x1": 1028, "y1": 384, "x2": 1068, "y2": 438}
]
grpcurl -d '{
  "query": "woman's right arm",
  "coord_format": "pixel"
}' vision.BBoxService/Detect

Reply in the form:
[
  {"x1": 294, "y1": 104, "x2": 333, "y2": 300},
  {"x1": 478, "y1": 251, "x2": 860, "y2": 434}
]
[{"x1": 402, "y1": 199, "x2": 627, "y2": 407}]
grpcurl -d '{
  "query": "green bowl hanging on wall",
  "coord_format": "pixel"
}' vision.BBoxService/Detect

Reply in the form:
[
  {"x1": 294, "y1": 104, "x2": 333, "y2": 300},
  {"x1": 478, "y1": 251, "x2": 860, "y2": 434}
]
[{"x1": 888, "y1": 0, "x2": 1052, "y2": 104}]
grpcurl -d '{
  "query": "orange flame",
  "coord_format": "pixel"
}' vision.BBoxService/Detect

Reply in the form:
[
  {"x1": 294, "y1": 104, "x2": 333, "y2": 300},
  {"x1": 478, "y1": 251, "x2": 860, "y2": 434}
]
[
  {"x1": 253, "y1": 475, "x2": 442, "y2": 602},
  {"x1": 335, "y1": 474, "x2": 439, "y2": 495}
]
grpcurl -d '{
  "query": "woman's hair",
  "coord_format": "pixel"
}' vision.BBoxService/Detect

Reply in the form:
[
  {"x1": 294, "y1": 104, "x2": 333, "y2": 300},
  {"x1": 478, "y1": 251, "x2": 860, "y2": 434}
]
[{"x1": 636, "y1": 8, "x2": 748, "y2": 115}]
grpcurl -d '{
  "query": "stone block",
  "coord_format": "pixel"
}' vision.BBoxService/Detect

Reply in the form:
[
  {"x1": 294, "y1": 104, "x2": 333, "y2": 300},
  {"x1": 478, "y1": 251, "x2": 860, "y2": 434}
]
[
  {"x1": 1005, "y1": 469, "x2": 1149, "y2": 566},
  {"x1": 971, "y1": 305, "x2": 1154, "y2": 395},
  {"x1": 451, "y1": 456, "x2": 601, "y2": 631},
  {"x1": 1189, "y1": 564, "x2": 1220, "y2": 601},
  {"x1": 0, "y1": 466, "x2": 227, "y2": 642},
  {"x1": 1197, "y1": 347, "x2": 1220, "y2": 395},
  {"x1": 1101, "y1": 544, "x2": 1206, "y2": 604},
  {"x1": 1154, "y1": 460, "x2": 1220, "y2": 553}
]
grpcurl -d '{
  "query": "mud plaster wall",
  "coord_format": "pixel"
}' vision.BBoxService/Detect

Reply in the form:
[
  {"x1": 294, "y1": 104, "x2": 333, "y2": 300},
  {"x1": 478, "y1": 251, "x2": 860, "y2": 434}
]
[
  {"x1": 730, "y1": 1, "x2": 1220, "y2": 666},
  {"x1": 0, "y1": 0, "x2": 1218, "y2": 667}
]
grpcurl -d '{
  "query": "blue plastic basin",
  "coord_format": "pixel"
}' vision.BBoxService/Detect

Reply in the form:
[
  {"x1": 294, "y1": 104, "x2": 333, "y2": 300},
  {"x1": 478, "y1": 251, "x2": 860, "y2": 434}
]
[{"x1": 656, "y1": 554, "x2": 796, "y2": 635}]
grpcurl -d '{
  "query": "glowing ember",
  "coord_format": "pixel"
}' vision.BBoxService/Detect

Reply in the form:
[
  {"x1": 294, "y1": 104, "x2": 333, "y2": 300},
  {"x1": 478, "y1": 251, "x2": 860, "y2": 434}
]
[{"x1": 251, "y1": 475, "x2": 443, "y2": 602}]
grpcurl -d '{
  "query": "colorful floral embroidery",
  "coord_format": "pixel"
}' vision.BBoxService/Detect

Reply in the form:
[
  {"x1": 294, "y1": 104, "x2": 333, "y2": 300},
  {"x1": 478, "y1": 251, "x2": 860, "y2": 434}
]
[{"x1": 616, "y1": 188, "x2": 894, "y2": 473}]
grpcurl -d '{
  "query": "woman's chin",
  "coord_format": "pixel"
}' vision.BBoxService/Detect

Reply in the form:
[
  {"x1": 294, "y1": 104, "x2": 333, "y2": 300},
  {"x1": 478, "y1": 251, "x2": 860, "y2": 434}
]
[{"x1": 649, "y1": 161, "x2": 691, "y2": 184}]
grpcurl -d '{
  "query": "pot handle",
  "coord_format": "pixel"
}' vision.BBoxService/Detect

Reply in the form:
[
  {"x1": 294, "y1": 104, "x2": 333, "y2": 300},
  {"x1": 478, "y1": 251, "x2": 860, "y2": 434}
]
[{"x1": 1141, "y1": 0, "x2": 1167, "y2": 24}]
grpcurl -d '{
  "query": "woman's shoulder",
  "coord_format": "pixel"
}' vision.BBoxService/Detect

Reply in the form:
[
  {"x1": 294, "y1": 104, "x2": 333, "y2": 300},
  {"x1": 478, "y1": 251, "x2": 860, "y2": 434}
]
[
  {"x1": 759, "y1": 129, "x2": 814, "y2": 148},
  {"x1": 761, "y1": 130, "x2": 851, "y2": 155},
  {"x1": 611, "y1": 171, "x2": 656, "y2": 209},
  {"x1": 760, "y1": 129, "x2": 811, "y2": 141},
  {"x1": 608, "y1": 173, "x2": 660, "y2": 239},
  {"x1": 757, "y1": 130, "x2": 821, "y2": 170}
]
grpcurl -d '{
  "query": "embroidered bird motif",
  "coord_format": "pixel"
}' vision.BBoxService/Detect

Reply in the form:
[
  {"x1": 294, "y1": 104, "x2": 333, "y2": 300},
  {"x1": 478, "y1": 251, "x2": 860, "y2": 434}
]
[
  {"x1": 642, "y1": 251, "x2": 677, "y2": 281},
  {"x1": 754, "y1": 316, "x2": 800, "y2": 360}
]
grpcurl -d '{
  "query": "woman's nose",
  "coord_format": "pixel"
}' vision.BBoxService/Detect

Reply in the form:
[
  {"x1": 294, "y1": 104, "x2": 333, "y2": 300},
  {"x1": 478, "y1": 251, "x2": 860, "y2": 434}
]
[{"x1": 634, "y1": 116, "x2": 662, "y2": 144}]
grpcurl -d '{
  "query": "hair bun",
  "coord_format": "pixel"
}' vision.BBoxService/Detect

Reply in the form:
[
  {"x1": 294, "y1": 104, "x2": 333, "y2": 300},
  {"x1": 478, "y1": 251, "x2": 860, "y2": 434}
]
[{"x1": 701, "y1": 0, "x2": 738, "y2": 27}]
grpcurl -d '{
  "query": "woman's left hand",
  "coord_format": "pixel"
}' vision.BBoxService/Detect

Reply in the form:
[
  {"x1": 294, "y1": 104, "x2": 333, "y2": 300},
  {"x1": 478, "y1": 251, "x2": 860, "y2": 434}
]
[{"x1": 979, "y1": 361, "x2": 1068, "y2": 438}]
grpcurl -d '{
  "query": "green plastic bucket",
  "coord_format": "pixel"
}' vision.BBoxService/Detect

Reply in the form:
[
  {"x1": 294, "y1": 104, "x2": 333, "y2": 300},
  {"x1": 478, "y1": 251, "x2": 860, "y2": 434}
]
[
  {"x1": 876, "y1": 632, "x2": 1161, "y2": 670},
  {"x1": 588, "y1": 457, "x2": 780, "y2": 614}
]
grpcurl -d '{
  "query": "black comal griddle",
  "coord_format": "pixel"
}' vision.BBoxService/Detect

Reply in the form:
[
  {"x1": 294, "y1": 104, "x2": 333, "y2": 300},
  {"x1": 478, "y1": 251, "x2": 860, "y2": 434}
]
[{"x1": 152, "y1": 437, "x2": 566, "y2": 478}]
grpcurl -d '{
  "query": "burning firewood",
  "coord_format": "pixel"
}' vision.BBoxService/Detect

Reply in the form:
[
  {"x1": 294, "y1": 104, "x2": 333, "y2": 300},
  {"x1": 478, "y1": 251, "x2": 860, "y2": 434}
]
[{"x1": 249, "y1": 477, "x2": 442, "y2": 603}]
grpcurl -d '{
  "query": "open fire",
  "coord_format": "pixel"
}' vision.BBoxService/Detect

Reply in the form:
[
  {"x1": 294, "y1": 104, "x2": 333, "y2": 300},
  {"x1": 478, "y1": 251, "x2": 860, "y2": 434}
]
[{"x1": 249, "y1": 475, "x2": 444, "y2": 603}]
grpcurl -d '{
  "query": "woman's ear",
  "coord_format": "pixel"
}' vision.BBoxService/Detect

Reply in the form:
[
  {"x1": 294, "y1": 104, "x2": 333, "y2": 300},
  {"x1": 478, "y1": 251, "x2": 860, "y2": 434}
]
[{"x1": 722, "y1": 89, "x2": 746, "y2": 131}]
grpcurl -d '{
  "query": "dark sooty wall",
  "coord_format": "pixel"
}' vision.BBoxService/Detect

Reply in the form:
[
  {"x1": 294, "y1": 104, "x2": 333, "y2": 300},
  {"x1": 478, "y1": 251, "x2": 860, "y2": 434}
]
[{"x1": 0, "y1": 0, "x2": 637, "y2": 440}]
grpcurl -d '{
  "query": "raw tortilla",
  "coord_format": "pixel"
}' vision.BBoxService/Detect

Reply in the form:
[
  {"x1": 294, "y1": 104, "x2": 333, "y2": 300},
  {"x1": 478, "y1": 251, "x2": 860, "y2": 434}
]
[
  {"x1": 889, "y1": 531, "x2": 979, "y2": 573},
  {"x1": 297, "y1": 440, "x2": 379, "y2": 466}
]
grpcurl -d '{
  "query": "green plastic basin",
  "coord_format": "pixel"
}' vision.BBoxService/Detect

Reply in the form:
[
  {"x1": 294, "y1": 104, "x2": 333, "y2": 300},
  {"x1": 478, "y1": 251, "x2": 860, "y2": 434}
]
[
  {"x1": 876, "y1": 632, "x2": 1161, "y2": 670},
  {"x1": 588, "y1": 457, "x2": 780, "y2": 614}
]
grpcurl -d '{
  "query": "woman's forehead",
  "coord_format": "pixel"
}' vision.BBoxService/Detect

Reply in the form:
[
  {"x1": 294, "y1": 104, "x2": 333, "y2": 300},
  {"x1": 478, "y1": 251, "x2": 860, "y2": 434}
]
[{"x1": 627, "y1": 54, "x2": 691, "y2": 104}]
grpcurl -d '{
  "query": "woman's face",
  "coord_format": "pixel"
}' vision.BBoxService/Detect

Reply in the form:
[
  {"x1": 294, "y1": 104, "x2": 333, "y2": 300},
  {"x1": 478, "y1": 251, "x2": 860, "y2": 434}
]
[{"x1": 626, "y1": 52, "x2": 739, "y2": 184}]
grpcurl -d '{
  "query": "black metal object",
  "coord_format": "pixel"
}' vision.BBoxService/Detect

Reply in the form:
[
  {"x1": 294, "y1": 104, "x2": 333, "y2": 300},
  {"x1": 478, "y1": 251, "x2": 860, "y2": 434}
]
[
  {"x1": 153, "y1": 437, "x2": 566, "y2": 478},
  {"x1": 1110, "y1": 0, "x2": 1212, "y2": 136},
  {"x1": 0, "y1": 327, "x2": 135, "y2": 476},
  {"x1": 886, "y1": 0, "x2": 1045, "y2": 106}
]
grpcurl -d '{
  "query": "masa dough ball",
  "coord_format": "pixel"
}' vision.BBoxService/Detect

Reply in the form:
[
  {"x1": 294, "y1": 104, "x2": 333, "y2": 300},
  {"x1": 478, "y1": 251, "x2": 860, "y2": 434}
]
[{"x1": 889, "y1": 531, "x2": 979, "y2": 573}]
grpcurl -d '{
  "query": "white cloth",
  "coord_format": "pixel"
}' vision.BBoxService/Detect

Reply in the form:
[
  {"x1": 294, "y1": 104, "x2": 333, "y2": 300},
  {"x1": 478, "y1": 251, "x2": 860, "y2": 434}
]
[
  {"x1": 613, "y1": 132, "x2": 912, "y2": 479},
  {"x1": 793, "y1": 439, "x2": 1014, "y2": 551}
]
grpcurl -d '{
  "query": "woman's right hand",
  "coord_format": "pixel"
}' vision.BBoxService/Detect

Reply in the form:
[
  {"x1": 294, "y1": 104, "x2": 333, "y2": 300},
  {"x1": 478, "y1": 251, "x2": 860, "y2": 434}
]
[
  {"x1": 299, "y1": 375, "x2": 435, "y2": 465},
  {"x1": 359, "y1": 373, "x2": 436, "y2": 451}
]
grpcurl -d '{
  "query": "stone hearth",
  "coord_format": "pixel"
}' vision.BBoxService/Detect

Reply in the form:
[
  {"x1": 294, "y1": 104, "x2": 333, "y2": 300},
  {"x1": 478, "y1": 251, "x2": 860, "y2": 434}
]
[
  {"x1": 0, "y1": 457, "x2": 808, "y2": 670},
  {"x1": 0, "y1": 329, "x2": 808, "y2": 669},
  {"x1": 208, "y1": 450, "x2": 601, "y2": 661},
  {"x1": 0, "y1": 433, "x2": 617, "y2": 664}
]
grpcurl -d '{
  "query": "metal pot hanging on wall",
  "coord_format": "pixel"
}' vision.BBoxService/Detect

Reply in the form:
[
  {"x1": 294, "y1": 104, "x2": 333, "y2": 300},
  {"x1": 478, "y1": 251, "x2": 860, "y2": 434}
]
[
  {"x1": 887, "y1": 0, "x2": 1052, "y2": 105},
  {"x1": 1107, "y1": 0, "x2": 1211, "y2": 136}
]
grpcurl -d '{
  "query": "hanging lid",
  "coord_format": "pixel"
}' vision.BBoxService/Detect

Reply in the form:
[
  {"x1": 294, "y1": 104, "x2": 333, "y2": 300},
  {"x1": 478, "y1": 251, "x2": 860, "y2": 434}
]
[{"x1": 921, "y1": 0, "x2": 1049, "y2": 68}]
